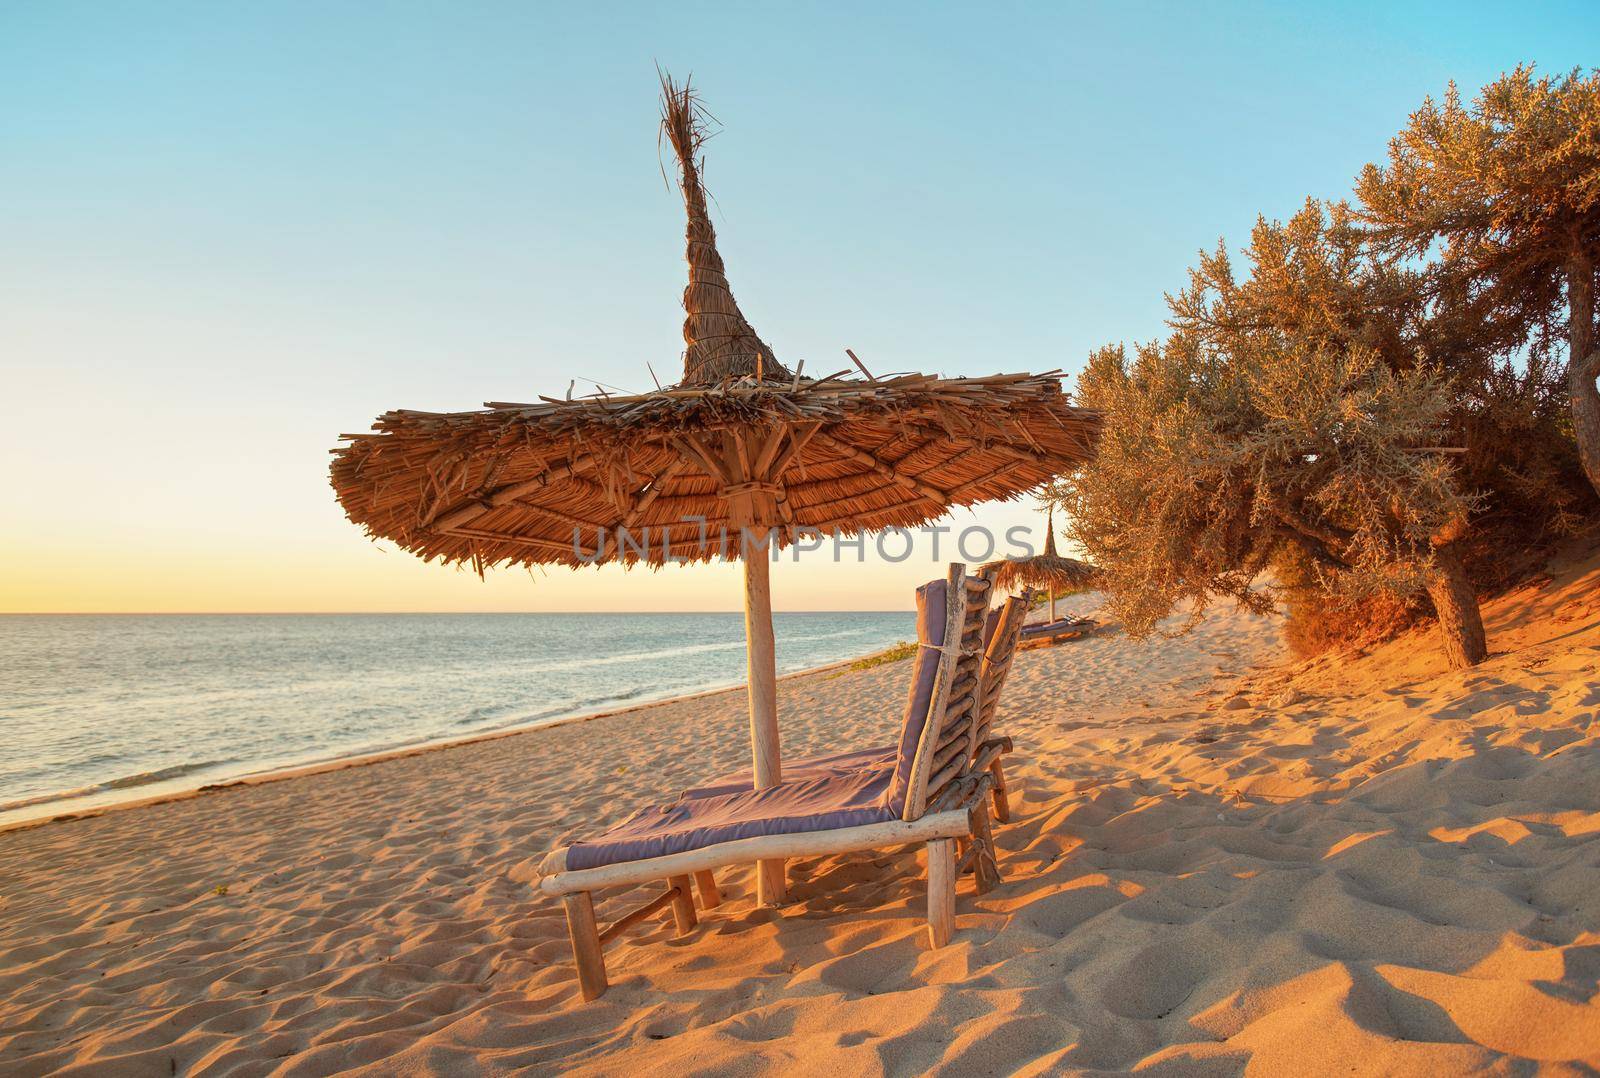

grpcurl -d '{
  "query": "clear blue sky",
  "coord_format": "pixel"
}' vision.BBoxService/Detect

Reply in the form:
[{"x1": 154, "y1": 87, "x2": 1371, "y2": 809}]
[{"x1": 3, "y1": 2, "x2": 1594, "y2": 611}]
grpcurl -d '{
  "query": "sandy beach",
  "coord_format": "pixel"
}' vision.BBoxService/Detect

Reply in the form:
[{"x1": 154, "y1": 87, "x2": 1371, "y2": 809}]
[{"x1": 3, "y1": 549, "x2": 1598, "y2": 1075}]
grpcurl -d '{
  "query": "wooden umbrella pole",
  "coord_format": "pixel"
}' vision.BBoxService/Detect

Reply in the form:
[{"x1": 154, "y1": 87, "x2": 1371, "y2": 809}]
[
  {"x1": 1045, "y1": 507, "x2": 1057, "y2": 624},
  {"x1": 743, "y1": 544, "x2": 787, "y2": 905}
]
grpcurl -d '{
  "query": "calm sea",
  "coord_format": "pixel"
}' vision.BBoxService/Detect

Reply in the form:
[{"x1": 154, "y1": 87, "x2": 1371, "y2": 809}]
[{"x1": 0, "y1": 612, "x2": 911, "y2": 826}]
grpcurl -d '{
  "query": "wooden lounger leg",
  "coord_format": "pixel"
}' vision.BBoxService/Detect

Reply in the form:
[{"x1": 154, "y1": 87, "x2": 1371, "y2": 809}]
[
  {"x1": 756, "y1": 858, "x2": 787, "y2": 906},
  {"x1": 969, "y1": 800, "x2": 1002, "y2": 893},
  {"x1": 562, "y1": 892, "x2": 608, "y2": 1001},
  {"x1": 926, "y1": 838, "x2": 956, "y2": 947},
  {"x1": 668, "y1": 876, "x2": 698, "y2": 936},
  {"x1": 693, "y1": 869, "x2": 723, "y2": 909},
  {"x1": 989, "y1": 759, "x2": 1011, "y2": 823}
]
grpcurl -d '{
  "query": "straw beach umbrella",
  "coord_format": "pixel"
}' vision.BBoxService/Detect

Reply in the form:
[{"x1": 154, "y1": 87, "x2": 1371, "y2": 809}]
[
  {"x1": 984, "y1": 508, "x2": 1098, "y2": 623},
  {"x1": 329, "y1": 75, "x2": 1100, "y2": 903}
]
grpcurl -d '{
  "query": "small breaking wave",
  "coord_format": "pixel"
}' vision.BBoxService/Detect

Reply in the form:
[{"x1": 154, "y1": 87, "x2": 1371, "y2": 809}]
[
  {"x1": 534, "y1": 639, "x2": 746, "y2": 675},
  {"x1": 0, "y1": 759, "x2": 236, "y2": 814},
  {"x1": 450, "y1": 685, "x2": 657, "y2": 731}
]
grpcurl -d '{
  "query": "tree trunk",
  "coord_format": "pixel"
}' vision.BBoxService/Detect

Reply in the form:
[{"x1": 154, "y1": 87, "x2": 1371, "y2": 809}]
[
  {"x1": 1425, "y1": 543, "x2": 1487, "y2": 669},
  {"x1": 1567, "y1": 245, "x2": 1600, "y2": 498}
]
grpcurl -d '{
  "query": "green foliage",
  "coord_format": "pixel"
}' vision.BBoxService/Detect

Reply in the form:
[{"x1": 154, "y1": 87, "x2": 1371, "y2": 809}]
[
  {"x1": 1056, "y1": 202, "x2": 1475, "y2": 641},
  {"x1": 1452, "y1": 351, "x2": 1594, "y2": 550},
  {"x1": 1356, "y1": 65, "x2": 1600, "y2": 332},
  {"x1": 851, "y1": 641, "x2": 917, "y2": 671},
  {"x1": 1357, "y1": 65, "x2": 1600, "y2": 498},
  {"x1": 1056, "y1": 67, "x2": 1600, "y2": 659}
]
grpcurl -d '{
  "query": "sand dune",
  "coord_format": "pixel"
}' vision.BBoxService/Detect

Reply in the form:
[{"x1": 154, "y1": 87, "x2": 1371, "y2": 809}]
[{"x1": 2, "y1": 549, "x2": 1598, "y2": 1075}]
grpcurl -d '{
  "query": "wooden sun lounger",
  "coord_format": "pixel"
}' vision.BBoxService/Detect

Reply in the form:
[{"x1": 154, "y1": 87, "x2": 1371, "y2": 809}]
[
  {"x1": 1019, "y1": 613, "x2": 1098, "y2": 649},
  {"x1": 536, "y1": 563, "x2": 1029, "y2": 1001}
]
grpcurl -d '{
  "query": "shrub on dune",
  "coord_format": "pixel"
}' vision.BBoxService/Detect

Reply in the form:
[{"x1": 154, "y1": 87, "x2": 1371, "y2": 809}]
[{"x1": 1056, "y1": 203, "x2": 1490, "y2": 668}]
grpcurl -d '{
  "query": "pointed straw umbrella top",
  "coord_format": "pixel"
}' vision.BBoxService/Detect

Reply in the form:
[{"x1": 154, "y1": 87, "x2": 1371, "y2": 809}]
[{"x1": 661, "y1": 74, "x2": 789, "y2": 387}]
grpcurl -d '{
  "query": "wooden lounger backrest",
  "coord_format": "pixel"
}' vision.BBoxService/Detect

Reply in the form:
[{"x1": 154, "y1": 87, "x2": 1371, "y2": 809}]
[
  {"x1": 901, "y1": 564, "x2": 993, "y2": 821},
  {"x1": 973, "y1": 585, "x2": 1028, "y2": 750}
]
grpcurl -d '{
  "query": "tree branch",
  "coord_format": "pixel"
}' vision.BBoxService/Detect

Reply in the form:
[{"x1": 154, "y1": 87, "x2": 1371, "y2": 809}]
[
  {"x1": 1272, "y1": 501, "x2": 1355, "y2": 550},
  {"x1": 1271, "y1": 525, "x2": 1352, "y2": 572}
]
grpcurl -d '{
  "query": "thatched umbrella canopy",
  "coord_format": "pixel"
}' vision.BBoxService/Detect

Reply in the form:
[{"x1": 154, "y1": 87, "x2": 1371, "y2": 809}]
[
  {"x1": 984, "y1": 508, "x2": 1098, "y2": 622},
  {"x1": 329, "y1": 75, "x2": 1100, "y2": 901}
]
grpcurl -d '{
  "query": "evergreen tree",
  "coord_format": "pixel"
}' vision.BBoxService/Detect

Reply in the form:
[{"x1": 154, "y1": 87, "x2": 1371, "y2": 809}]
[
  {"x1": 1058, "y1": 203, "x2": 1489, "y2": 667},
  {"x1": 1357, "y1": 66, "x2": 1600, "y2": 496}
]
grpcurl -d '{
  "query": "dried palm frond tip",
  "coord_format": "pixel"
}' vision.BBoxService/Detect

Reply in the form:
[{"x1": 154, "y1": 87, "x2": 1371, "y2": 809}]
[{"x1": 329, "y1": 73, "x2": 1101, "y2": 573}]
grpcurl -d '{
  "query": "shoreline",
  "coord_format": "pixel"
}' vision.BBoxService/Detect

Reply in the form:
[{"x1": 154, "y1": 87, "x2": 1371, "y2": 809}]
[{"x1": 0, "y1": 642, "x2": 905, "y2": 836}]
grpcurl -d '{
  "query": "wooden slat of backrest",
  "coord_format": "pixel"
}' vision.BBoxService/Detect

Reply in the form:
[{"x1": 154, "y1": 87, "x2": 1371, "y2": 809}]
[
  {"x1": 909, "y1": 568, "x2": 992, "y2": 817},
  {"x1": 924, "y1": 754, "x2": 967, "y2": 807},
  {"x1": 934, "y1": 694, "x2": 978, "y2": 746},
  {"x1": 931, "y1": 729, "x2": 972, "y2": 775}
]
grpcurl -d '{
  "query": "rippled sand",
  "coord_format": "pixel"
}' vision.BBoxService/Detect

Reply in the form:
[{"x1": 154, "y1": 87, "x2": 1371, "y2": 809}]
[{"x1": 3, "y1": 550, "x2": 1598, "y2": 1075}]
